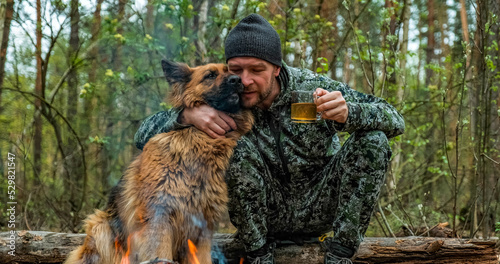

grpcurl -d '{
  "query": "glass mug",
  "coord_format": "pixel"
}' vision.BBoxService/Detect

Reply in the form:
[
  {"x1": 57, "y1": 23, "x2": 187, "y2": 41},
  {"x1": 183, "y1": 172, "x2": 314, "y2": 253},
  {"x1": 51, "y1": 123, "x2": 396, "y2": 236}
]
[{"x1": 291, "y1": 90, "x2": 321, "y2": 123}]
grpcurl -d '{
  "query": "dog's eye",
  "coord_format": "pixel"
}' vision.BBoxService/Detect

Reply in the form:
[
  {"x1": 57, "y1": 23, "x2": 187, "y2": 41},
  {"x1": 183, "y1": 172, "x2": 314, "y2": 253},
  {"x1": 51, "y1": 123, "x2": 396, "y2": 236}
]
[{"x1": 204, "y1": 72, "x2": 217, "y2": 80}]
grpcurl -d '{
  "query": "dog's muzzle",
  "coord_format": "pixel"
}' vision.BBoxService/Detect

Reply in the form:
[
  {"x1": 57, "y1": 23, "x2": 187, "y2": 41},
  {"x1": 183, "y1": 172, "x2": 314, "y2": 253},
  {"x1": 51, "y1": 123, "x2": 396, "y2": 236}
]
[{"x1": 203, "y1": 74, "x2": 244, "y2": 113}]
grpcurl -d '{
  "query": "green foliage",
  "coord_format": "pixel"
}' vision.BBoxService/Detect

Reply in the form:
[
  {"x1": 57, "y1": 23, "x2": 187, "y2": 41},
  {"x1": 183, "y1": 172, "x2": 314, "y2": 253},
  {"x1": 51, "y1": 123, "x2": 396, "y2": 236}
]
[
  {"x1": 316, "y1": 57, "x2": 329, "y2": 74},
  {"x1": 88, "y1": 136, "x2": 110, "y2": 146}
]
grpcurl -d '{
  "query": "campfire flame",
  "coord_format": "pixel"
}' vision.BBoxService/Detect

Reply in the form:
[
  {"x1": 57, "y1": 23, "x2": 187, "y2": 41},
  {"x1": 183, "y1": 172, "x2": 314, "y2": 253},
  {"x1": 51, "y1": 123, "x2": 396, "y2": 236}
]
[
  {"x1": 240, "y1": 257, "x2": 244, "y2": 264},
  {"x1": 114, "y1": 234, "x2": 133, "y2": 264},
  {"x1": 187, "y1": 239, "x2": 200, "y2": 264},
  {"x1": 120, "y1": 234, "x2": 132, "y2": 264},
  {"x1": 115, "y1": 237, "x2": 121, "y2": 257},
  {"x1": 114, "y1": 235, "x2": 218, "y2": 264}
]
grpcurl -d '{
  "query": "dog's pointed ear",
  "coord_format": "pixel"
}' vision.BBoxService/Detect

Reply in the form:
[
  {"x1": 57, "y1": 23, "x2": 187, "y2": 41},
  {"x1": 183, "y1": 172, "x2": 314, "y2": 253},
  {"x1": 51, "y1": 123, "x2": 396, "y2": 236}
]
[{"x1": 161, "y1": 59, "x2": 191, "y2": 85}]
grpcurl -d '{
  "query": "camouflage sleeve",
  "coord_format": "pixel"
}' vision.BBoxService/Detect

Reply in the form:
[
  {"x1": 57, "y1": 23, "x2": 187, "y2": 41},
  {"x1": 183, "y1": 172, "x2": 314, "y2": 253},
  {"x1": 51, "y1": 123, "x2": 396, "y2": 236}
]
[
  {"x1": 328, "y1": 82, "x2": 405, "y2": 138},
  {"x1": 134, "y1": 108, "x2": 190, "y2": 150}
]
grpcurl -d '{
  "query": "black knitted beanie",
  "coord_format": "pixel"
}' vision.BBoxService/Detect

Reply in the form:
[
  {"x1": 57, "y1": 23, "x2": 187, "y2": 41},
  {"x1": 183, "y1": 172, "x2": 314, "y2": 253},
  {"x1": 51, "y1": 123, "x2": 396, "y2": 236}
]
[{"x1": 225, "y1": 14, "x2": 282, "y2": 67}]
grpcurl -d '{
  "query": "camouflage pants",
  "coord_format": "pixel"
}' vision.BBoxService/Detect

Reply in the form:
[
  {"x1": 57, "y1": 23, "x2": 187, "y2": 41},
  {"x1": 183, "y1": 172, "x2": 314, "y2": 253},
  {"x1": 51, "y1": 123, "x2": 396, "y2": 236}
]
[{"x1": 226, "y1": 130, "x2": 391, "y2": 253}]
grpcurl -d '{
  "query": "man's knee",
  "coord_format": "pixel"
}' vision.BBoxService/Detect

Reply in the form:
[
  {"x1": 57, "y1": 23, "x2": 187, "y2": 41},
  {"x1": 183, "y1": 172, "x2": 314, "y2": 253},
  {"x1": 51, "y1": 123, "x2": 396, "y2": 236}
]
[
  {"x1": 340, "y1": 130, "x2": 391, "y2": 179},
  {"x1": 350, "y1": 130, "x2": 391, "y2": 161}
]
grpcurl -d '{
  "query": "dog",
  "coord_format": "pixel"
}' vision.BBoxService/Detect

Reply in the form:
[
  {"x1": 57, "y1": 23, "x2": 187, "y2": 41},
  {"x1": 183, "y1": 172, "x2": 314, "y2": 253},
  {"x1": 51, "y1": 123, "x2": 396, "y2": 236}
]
[{"x1": 65, "y1": 60, "x2": 254, "y2": 264}]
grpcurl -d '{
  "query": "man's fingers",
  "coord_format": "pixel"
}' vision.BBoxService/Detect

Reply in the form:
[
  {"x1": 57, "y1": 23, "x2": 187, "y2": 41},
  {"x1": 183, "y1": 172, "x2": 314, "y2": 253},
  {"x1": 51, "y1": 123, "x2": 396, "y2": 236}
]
[
  {"x1": 317, "y1": 97, "x2": 345, "y2": 112},
  {"x1": 182, "y1": 104, "x2": 237, "y2": 138},
  {"x1": 315, "y1": 88, "x2": 329, "y2": 97},
  {"x1": 321, "y1": 104, "x2": 348, "y2": 123},
  {"x1": 218, "y1": 112, "x2": 238, "y2": 131},
  {"x1": 313, "y1": 90, "x2": 348, "y2": 123},
  {"x1": 322, "y1": 107, "x2": 343, "y2": 119},
  {"x1": 207, "y1": 121, "x2": 228, "y2": 136},
  {"x1": 316, "y1": 91, "x2": 338, "y2": 106},
  {"x1": 206, "y1": 112, "x2": 237, "y2": 139},
  {"x1": 205, "y1": 129, "x2": 225, "y2": 139},
  {"x1": 214, "y1": 117, "x2": 232, "y2": 133}
]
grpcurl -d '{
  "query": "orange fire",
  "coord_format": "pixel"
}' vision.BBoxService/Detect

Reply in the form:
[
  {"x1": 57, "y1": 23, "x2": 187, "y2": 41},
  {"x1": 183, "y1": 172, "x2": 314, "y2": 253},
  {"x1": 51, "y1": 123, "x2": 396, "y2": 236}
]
[
  {"x1": 187, "y1": 239, "x2": 200, "y2": 264},
  {"x1": 114, "y1": 234, "x2": 133, "y2": 264},
  {"x1": 115, "y1": 237, "x2": 121, "y2": 257},
  {"x1": 240, "y1": 257, "x2": 244, "y2": 264},
  {"x1": 120, "y1": 234, "x2": 132, "y2": 264}
]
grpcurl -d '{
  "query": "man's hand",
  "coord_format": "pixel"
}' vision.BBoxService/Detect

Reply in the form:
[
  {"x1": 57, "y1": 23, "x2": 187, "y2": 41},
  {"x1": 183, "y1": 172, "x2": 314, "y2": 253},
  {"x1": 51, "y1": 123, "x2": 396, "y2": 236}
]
[
  {"x1": 179, "y1": 104, "x2": 237, "y2": 139},
  {"x1": 314, "y1": 88, "x2": 348, "y2": 123}
]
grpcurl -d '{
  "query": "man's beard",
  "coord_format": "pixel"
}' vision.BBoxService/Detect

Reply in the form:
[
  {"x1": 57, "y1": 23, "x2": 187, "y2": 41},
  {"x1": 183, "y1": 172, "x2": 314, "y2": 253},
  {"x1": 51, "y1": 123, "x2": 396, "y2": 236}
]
[{"x1": 243, "y1": 75, "x2": 276, "y2": 109}]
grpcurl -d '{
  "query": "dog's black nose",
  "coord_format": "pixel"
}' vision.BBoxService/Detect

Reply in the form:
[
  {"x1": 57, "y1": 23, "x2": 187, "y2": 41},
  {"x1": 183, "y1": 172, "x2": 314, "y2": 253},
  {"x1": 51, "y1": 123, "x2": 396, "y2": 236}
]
[{"x1": 228, "y1": 75, "x2": 241, "y2": 84}]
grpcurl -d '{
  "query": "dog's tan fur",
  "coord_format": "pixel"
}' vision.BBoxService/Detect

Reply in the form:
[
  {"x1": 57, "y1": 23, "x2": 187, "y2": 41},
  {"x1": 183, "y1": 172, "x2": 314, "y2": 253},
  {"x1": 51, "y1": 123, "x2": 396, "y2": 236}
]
[{"x1": 65, "y1": 61, "x2": 253, "y2": 264}]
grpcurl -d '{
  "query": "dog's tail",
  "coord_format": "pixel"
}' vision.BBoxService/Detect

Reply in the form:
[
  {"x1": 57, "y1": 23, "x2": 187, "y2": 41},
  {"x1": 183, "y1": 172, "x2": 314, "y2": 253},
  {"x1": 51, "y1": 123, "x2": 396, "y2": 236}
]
[{"x1": 65, "y1": 210, "x2": 117, "y2": 264}]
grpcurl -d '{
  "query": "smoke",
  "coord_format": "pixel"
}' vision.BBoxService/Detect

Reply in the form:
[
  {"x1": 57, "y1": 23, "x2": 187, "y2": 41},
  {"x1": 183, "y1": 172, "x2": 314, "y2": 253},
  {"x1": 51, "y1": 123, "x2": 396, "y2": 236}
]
[
  {"x1": 211, "y1": 243, "x2": 227, "y2": 264},
  {"x1": 190, "y1": 213, "x2": 228, "y2": 264},
  {"x1": 190, "y1": 214, "x2": 207, "y2": 230}
]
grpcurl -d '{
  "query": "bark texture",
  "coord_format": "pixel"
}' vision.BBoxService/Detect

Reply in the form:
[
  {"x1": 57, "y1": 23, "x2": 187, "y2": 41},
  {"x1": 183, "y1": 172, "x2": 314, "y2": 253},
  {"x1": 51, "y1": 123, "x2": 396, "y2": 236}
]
[{"x1": 0, "y1": 232, "x2": 498, "y2": 264}]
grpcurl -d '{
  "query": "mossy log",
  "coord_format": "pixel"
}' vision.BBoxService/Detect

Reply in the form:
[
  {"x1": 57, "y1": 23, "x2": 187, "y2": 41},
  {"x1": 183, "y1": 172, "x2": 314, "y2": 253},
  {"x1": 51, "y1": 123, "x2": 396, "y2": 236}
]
[{"x1": 0, "y1": 231, "x2": 498, "y2": 263}]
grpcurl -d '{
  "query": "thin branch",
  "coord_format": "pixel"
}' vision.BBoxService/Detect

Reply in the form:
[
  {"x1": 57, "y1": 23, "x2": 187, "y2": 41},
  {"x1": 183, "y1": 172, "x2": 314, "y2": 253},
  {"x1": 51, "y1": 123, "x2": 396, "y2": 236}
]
[
  {"x1": 378, "y1": 202, "x2": 396, "y2": 237},
  {"x1": 330, "y1": 0, "x2": 372, "y2": 72},
  {"x1": 345, "y1": 2, "x2": 374, "y2": 92},
  {"x1": 12, "y1": 18, "x2": 37, "y2": 48},
  {"x1": 43, "y1": 16, "x2": 70, "y2": 83},
  {"x1": 366, "y1": 32, "x2": 375, "y2": 95},
  {"x1": 23, "y1": 192, "x2": 33, "y2": 231},
  {"x1": 480, "y1": 153, "x2": 499, "y2": 165},
  {"x1": 4, "y1": 87, "x2": 88, "y2": 204},
  {"x1": 48, "y1": 59, "x2": 85, "y2": 104}
]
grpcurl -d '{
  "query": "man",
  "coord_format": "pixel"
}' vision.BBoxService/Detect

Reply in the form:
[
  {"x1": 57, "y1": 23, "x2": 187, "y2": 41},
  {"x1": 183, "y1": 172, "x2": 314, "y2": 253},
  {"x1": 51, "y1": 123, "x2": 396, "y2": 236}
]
[{"x1": 135, "y1": 14, "x2": 404, "y2": 264}]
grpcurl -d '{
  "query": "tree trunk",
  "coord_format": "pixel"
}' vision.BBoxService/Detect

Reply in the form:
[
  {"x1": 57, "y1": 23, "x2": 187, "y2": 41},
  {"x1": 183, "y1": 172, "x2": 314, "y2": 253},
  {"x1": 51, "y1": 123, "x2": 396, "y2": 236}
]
[
  {"x1": 34, "y1": 0, "x2": 43, "y2": 181},
  {"x1": 383, "y1": 0, "x2": 397, "y2": 88},
  {"x1": 1, "y1": 232, "x2": 498, "y2": 264},
  {"x1": 486, "y1": 0, "x2": 500, "y2": 238},
  {"x1": 0, "y1": 0, "x2": 14, "y2": 113},
  {"x1": 327, "y1": 0, "x2": 338, "y2": 80},
  {"x1": 459, "y1": 0, "x2": 470, "y2": 45},
  {"x1": 84, "y1": 0, "x2": 104, "y2": 129},
  {"x1": 471, "y1": 0, "x2": 498, "y2": 237},
  {"x1": 83, "y1": 0, "x2": 105, "y2": 202},
  {"x1": 343, "y1": 48, "x2": 351, "y2": 85},
  {"x1": 67, "y1": 0, "x2": 79, "y2": 121},
  {"x1": 114, "y1": 0, "x2": 126, "y2": 71},
  {"x1": 482, "y1": 0, "x2": 500, "y2": 239},
  {"x1": 145, "y1": 0, "x2": 154, "y2": 35},
  {"x1": 437, "y1": 1, "x2": 450, "y2": 89},
  {"x1": 459, "y1": 4, "x2": 475, "y2": 218},
  {"x1": 100, "y1": 0, "x2": 127, "y2": 198},
  {"x1": 425, "y1": 0, "x2": 435, "y2": 86},
  {"x1": 314, "y1": 0, "x2": 337, "y2": 80},
  {"x1": 194, "y1": 0, "x2": 208, "y2": 64},
  {"x1": 469, "y1": 0, "x2": 499, "y2": 239},
  {"x1": 396, "y1": 0, "x2": 410, "y2": 104},
  {"x1": 66, "y1": 0, "x2": 82, "y2": 232},
  {"x1": 390, "y1": 0, "x2": 411, "y2": 202},
  {"x1": 468, "y1": 0, "x2": 481, "y2": 238}
]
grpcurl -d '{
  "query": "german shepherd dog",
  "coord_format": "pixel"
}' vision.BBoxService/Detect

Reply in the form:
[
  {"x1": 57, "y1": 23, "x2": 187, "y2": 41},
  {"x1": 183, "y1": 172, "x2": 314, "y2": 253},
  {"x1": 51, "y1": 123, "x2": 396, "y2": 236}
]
[{"x1": 65, "y1": 60, "x2": 254, "y2": 264}]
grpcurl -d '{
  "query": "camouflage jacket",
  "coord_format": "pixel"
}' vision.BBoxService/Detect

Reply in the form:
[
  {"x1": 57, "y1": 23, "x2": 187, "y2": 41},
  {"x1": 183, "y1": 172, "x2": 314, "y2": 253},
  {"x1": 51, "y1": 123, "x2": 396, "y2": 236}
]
[{"x1": 134, "y1": 62, "x2": 405, "y2": 184}]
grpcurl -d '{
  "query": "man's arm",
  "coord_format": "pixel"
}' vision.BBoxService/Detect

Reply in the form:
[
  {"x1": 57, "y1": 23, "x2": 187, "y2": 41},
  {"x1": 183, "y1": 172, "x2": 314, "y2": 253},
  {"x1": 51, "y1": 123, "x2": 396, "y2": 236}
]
[
  {"x1": 336, "y1": 82, "x2": 405, "y2": 138},
  {"x1": 134, "y1": 105, "x2": 238, "y2": 150},
  {"x1": 316, "y1": 80, "x2": 404, "y2": 138},
  {"x1": 134, "y1": 108, "x2": 186, "y2": 150}
]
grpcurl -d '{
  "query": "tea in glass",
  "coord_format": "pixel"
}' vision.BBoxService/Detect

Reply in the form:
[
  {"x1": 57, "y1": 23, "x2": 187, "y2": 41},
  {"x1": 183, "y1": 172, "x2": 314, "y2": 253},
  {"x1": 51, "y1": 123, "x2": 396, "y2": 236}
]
[{"x1": 291, "y1": 90, "x2": 319, "y2": 123}]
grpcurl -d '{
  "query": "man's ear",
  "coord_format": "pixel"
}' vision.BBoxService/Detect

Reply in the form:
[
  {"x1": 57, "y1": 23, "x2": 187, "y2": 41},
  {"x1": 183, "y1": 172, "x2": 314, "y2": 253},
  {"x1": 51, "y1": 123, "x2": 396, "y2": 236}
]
[
  {"x1": 161, "y1": 59, "x2": 192, "y2": 85},
  {"x1": 274, "y1": 66, "x2": 281, "y2": 77}
]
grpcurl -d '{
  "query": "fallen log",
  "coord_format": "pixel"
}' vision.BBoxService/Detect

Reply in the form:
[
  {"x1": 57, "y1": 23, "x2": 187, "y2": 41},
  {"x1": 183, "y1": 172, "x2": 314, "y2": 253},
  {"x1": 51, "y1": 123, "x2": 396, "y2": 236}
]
[{"x1": 0, "y1": 231, "x2": 498, "y2": 263}]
